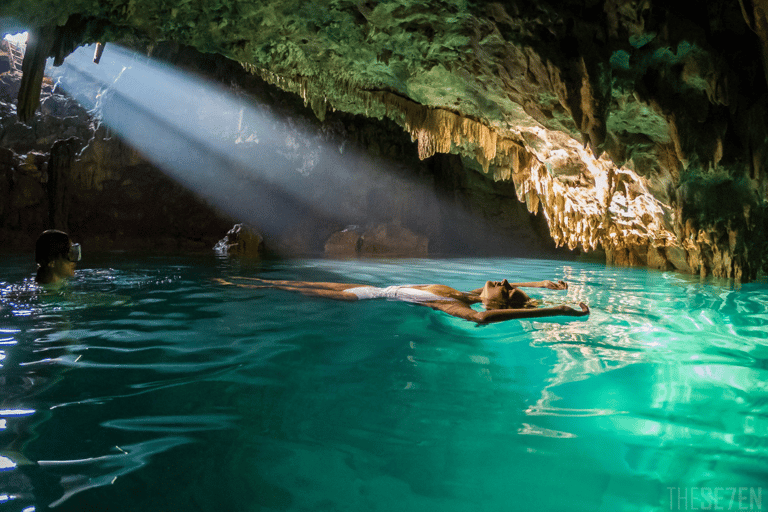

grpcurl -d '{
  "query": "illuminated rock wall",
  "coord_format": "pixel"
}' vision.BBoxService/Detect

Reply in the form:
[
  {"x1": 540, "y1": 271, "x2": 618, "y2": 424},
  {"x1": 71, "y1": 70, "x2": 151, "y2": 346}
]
[
  {"x1": 0, "y1": 42, "x2": 561, "y2": 256},
  {"x1": 0, "y1": 61, "x2": 233, "y2": 251},
  {"x1": 2, "y1": 0, "x2": 767, "y2": 277},
  {"x1": 137, "y1": 45, "x2": 566, "y2": 257}
]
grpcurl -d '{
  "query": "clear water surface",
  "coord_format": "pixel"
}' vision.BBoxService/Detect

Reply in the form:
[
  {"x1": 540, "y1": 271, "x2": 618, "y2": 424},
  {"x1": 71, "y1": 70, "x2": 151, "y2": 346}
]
[{"x1": 0, "y1": 253, "x2": 766, "y2": 511}]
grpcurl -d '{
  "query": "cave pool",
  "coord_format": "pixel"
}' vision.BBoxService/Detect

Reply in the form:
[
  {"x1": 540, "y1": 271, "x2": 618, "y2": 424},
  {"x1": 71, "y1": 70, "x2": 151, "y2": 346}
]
[{"x1": 1, "y1": 253, "x2": 766, "y2": 511}]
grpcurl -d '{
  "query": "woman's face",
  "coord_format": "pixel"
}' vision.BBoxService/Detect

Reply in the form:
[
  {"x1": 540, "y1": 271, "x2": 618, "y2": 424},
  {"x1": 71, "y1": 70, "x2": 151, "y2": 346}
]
[
  {"x1": 480, "y1": 279, "x2": 529, "y2": 308},
  {"x1": 48, "y1": 241, "x2": 78, "y2": 282},
  {"x1": 50, "y1": 256, "x2": 76, "y2": 280}
]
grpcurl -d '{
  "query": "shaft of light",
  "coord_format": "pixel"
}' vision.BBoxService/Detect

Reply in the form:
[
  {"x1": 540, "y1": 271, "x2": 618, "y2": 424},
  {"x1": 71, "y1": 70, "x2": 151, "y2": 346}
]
[{"x1": 49, "y1": 44, "x2": 431, "y2": 239}]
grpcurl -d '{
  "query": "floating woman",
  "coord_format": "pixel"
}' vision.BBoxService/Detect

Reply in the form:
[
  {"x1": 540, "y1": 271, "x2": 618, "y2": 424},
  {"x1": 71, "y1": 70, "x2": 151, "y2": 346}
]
[{"x1": 214, "y1": 277, "x2": 589, "y2": 324}]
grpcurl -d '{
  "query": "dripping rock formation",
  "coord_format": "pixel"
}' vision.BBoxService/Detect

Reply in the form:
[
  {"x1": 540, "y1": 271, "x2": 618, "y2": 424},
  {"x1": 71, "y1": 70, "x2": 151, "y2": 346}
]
[{"x1": 1, "y1": 1, "x2": 767, "y2": 278}]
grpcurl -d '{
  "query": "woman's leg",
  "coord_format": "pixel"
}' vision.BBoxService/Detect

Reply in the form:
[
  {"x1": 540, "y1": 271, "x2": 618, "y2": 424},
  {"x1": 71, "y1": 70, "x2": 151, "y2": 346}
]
[
  {"x1": 214, "y1": 278, "x2": 361, "y2": 300},
  {"x1": 226, "y1": 276, "x2": 365, "y2": 291}
]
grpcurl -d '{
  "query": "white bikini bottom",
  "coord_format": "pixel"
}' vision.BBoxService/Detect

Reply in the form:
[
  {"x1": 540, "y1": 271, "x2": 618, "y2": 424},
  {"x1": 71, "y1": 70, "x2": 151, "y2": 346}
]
[{"x1": 345, "y1": 285, "x2": 456, "y2": 303}]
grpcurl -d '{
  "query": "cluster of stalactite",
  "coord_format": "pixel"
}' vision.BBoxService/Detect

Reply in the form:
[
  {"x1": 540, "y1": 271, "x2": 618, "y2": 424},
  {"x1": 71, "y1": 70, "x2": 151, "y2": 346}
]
[
  {"x1": 672, "y1": 175, "x2": 767, "y2": 281},
  {"x1": 252, "y1": 66, "x2": 693, "y2": 272},
  {"x1": 6, "y1": 0, "x2": 768, "y2": 280}
]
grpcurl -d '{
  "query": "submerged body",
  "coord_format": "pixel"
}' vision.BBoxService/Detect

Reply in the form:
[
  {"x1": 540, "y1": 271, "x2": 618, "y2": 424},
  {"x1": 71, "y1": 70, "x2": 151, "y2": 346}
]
[{"x1": 215, "y1": 277, "x2": 589, "y2": 324}]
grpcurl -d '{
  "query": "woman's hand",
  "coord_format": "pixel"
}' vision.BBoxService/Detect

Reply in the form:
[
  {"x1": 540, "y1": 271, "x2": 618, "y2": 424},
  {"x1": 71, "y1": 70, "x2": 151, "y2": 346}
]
[
  {"x1": 543, "y1": 280, "x2": 568, "y2": 290},
  {"x1": 559, "y1": 303, "x2": 589, "y2": 316}
]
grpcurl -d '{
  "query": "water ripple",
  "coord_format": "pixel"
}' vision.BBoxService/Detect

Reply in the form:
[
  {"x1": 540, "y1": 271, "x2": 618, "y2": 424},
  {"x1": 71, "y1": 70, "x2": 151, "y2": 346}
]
[{"x1": 2, "y1": 256, "x2": 768, "y2": 510}]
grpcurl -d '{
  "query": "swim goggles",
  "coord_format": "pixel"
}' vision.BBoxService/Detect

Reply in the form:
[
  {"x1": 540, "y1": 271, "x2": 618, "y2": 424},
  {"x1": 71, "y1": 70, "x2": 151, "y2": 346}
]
[{"x1": 67, "y1": 243, "x2": 82, "y2": 262}]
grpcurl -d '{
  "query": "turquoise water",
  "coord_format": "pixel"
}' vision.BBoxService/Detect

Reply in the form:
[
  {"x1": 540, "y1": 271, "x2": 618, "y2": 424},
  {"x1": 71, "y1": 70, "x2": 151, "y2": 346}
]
[{"x1": 1, "y1": 254, "x2": 766, "y2": 511}]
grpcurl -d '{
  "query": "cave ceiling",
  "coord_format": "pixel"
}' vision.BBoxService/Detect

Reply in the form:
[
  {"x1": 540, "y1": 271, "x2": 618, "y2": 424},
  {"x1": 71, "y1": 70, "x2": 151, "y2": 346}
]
[{"x1": 2, "y1": 0, "x2": 768, "y2": 279}]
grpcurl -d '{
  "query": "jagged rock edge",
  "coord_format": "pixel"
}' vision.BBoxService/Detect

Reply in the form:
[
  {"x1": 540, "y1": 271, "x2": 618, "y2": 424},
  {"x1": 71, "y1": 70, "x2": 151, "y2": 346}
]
[{"x1": 249, "y1": 64, "x2": 682, "y2": 269}]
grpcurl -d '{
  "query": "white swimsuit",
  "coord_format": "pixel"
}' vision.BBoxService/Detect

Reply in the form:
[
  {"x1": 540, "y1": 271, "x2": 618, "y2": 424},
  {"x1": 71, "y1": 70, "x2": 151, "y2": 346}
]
[{"x1": 345, "y1": 285, "x2": 457, "y2": 303}]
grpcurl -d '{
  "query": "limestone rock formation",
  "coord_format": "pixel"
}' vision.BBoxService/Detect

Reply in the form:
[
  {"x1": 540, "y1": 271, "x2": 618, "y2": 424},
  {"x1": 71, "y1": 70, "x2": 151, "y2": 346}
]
[
  {"x1": 214, "y1": 223, "x2": 265, "y2": 257},
  {"x1": 2, "y1": 1, "x2": 768, "y2": 278},
  {"x1": 325, "y1": 223, "x2": 429, "y2": 257},
  {"x1": 359, "y1": 223, "x2": 429, "y2": 257},
  {"x1": 1, "y1": 40, "x2": 560, "y2": 257},
  {"x1": 324, "y1": 227, "x2": 363, "y2": 257},
  {"x1": 0, "y1": 50, "x2": 234, "y2": 251}
]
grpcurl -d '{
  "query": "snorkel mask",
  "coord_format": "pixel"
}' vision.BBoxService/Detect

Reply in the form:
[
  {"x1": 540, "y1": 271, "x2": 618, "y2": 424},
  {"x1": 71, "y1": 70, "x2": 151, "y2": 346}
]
[{"x1": 67, "y1": 243, "x2": 82, "y2": 262}]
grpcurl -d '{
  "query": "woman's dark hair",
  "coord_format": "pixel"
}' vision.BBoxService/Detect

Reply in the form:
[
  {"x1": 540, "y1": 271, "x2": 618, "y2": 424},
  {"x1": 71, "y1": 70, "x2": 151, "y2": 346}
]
[
  {"x1": 35, "y1": 230, "x2": 71, "y2": 283},
  {"x1": 484, "y1": 294, "x2": 538, "y2": 311}
]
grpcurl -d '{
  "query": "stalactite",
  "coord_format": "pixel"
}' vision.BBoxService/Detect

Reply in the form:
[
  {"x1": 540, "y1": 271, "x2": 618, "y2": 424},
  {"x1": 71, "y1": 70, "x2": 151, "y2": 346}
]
[
  {"x1": 248, "y1": 66, "x2": 688, "y2": 271},
  {"x1": 18, "y1": 26, "x2": 57, "y2": 123}
]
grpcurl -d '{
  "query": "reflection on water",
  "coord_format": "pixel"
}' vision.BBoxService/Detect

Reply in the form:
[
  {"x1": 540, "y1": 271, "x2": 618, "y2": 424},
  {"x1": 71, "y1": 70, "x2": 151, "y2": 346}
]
[
  {"x1": 39, "y1": 436, "x2": 193, "y2": 508},
  {"x1": 0, "y1": 255, "x2": 766, "y2": 511}
]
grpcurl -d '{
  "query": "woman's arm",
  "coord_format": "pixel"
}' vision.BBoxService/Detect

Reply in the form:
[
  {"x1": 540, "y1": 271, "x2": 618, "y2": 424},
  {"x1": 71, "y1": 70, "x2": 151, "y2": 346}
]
[
  {"x1": 509, "y1": 280, "x2": 568, "y2": 290},
  {"x1": 477, "y1": 303, "x2": 588, "y2": 323},
  {"x1": 425, "y1": 301, "x2": 589, "y2": 324},
  {"x1": 469, "y1": 280, "x2": 568, "y2": 294}
]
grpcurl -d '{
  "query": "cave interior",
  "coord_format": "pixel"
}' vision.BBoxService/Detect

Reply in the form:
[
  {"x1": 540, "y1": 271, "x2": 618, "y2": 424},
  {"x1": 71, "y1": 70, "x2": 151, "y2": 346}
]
[{"x1": 1, "y1": 0, "x2": 768, "y2": 280}]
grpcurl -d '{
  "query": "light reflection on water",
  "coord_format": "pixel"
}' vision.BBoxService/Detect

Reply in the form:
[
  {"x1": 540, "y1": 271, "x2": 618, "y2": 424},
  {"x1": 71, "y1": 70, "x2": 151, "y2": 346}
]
[{"x1": 0, "y1": 254, "x2": 766, "y2": 511}]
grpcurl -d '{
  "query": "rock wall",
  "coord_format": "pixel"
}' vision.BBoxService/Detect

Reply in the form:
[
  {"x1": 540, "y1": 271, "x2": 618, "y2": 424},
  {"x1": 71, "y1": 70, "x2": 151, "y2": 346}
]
[
  {"x1": 1, "y1": 41, "x2": 563, "y2": 257},
  {"x1": 141, "y1": 43, "x2": 566, "y2": 257},
  {"x1": 0, "y1": 59, "x2": 234, "y2": 252},
  {"x1": 5, "y1": 0, "x2": 767, "y2": 276},
  {"x1": 240, "y1": 1, "x2": 768, "y2": 279}
]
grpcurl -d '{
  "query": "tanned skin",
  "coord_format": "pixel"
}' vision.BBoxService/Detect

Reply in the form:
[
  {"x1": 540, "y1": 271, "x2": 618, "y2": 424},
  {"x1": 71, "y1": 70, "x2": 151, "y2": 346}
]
[{"x1": 214, "y1": 277, "x2": 589, "y2": 325}]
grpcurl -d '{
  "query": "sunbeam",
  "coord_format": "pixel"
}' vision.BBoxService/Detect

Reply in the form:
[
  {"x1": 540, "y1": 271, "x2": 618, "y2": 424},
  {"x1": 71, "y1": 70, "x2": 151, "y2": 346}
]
[{"x1": 46, "y1": 43, "x2": 443, "y2": 247}]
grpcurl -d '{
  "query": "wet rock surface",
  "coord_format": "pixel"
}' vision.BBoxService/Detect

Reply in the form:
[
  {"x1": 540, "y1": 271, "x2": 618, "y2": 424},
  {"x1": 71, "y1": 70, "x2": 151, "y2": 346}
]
[
  {"x1": 0, "y1": 41, "x2": 561, "y2": 258},
  {"x1": 3, "y1": 1, "x2": 767, "y2": 277},
  {"x1": 0, "y1": 56, "x2": 233, "y2": 252},
  {"x1": 359, "y1": 223, "x2": 429, "y2": 257},
  {"x1": 325, "y1": 223, "x2": 429, "y2": 258},
  {"x1": 214, "y1": 223, "x2": 265, "y2": 257}
]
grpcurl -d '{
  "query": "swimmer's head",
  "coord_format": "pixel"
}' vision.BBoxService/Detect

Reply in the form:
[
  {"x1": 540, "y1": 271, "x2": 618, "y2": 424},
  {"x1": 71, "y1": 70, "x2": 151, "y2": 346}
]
[
  {"x1": 480, "y1": 279, "x2": 533, "y2": 310},
  {"x1": 35, "y1": 230, "x2": 80, "y2": 284}
]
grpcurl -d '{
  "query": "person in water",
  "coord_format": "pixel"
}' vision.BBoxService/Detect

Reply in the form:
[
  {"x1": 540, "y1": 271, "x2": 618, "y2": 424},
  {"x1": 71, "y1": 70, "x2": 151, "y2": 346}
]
[
  {"x1": 34, "y1": 230, "x2": 81, "y2": 284},
  {"x1": 215, "y1": 277, "x2": 589, "y2": 324}
]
